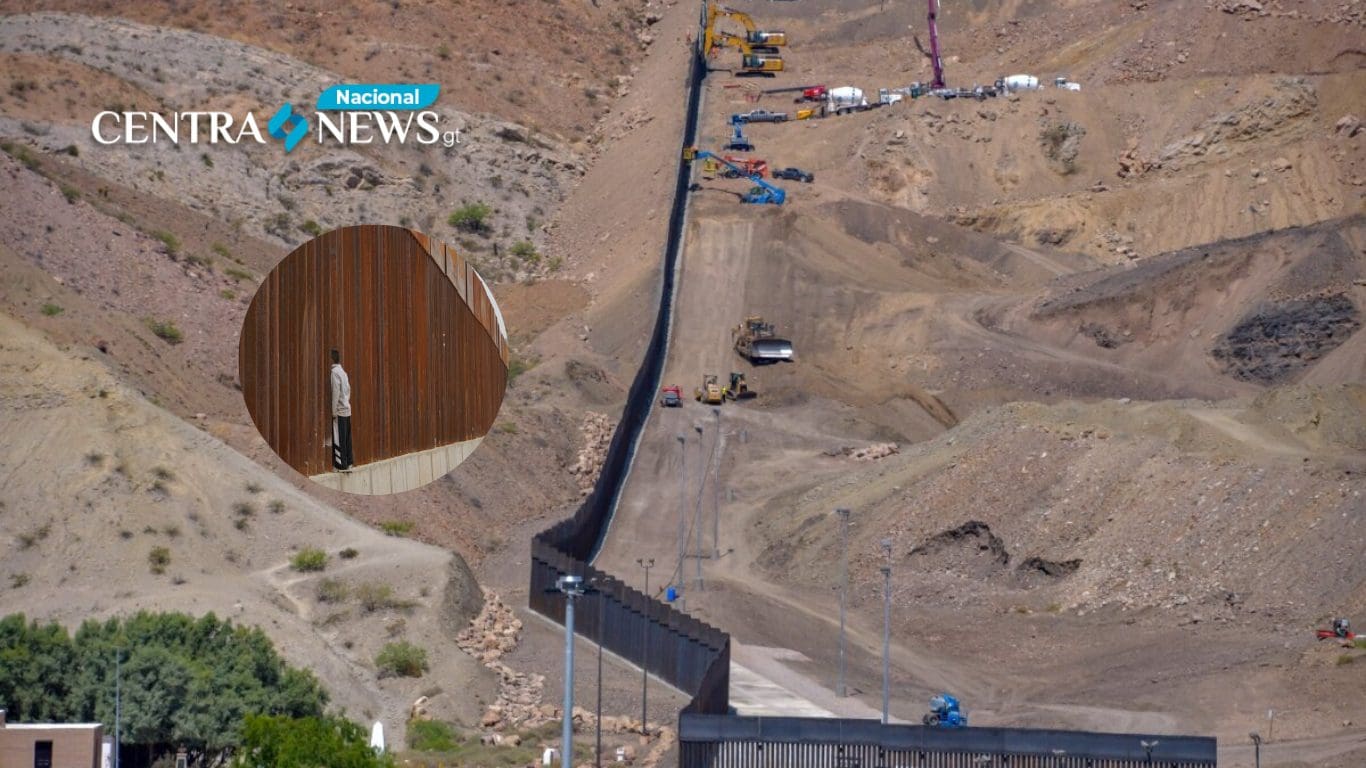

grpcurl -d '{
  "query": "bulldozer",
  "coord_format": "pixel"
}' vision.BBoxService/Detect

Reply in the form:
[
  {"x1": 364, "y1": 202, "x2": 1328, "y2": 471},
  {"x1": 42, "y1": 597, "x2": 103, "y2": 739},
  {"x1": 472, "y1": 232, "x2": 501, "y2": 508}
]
[
  {"x1": 725, "y1": 372, "x2": 756, "y2": 401},
  {"x1": 733, "y1": 315, "x2": 794, "y2": 364},
  {"x1": 695, "y1": 374, "x2": 725, "y2": 405}
]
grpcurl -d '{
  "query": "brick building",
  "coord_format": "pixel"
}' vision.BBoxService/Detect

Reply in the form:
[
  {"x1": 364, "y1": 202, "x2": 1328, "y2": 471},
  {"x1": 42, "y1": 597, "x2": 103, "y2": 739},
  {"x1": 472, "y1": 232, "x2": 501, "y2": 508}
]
[{"x1": 0, "y1": 710, "x2": 102, "y2": 768}]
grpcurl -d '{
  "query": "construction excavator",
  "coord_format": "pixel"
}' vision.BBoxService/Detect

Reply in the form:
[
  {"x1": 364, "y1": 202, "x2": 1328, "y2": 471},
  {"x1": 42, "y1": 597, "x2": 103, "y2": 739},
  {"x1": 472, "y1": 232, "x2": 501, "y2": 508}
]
[
  {"x1": 703, "y1": 2, "x2": 787, "y2": 55},
  {"x1": 733, "y1": 315, "x2": 795, "y2": 363},
  {"x1": 684, "y1": 148, "x2": 786, "y2": 205},
  {"x1": 710, "y1": 32, "x2": 785, "y2": 77}
]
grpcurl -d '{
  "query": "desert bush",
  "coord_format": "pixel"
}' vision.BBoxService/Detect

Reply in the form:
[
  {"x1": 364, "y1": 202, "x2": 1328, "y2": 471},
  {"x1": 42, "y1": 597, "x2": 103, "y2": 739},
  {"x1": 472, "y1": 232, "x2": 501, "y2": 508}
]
[
  {"x1": 379, "y1": 520, "x2": 413, "y2": 537},
  {"x1": 147, "y1": 319, "x2": 183, "y2": 344},
  {"x1": 316, "y1": 578, "x2": 348, "y2": 604},
  {"x1": 374, "y1": 641, "x2": 427, "y2": 678},
  {"x1": 447, "y1": 202, "x2": 492, "y2": 234},
  {"x1": 41, "y1": 303, "x2": 64, "y2": 316},
  {"x1": 290, "y1": 548, "x2": 328, "y2": 572},
  {"x1": 148, "y1": 545, "x2": 171, "y2": 574}
]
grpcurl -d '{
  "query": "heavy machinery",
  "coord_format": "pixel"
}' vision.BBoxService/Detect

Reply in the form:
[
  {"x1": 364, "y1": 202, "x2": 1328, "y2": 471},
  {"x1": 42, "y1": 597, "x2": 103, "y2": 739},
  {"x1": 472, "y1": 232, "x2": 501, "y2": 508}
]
[
  {"x1": 923, "y1": 694, "x2": 967, "y2": 728},
  {"x1": 720, "y1": 156, "x2": 768, "y2": 179},
  {"x1": 685, "y1": 148, "x2": 787, "y2": 205},
  {"x1": 920, "y1": 0, "x2": 947, "y2": 90},
  {"x1": 732, "y1": 315, "x2": 794, "y2": 363},
  {"x1": 826, "y1": 86, "x2": 870, "y2": 115},
  {"x1": 660, "y1": 385, "x2": 683, "y2": 408},
  {"x1": 725, "y1": 372, "x2": 756, "y2": 400},
  {"x1": 709, "y1": 30, "x2": 785, "y2": 77},
  {"x1": 1317, "y1": 617, "x2": 1357, "y2": 643},
  {"x1": 703, "y1": 2, "x2": 787, "y2": 56},
  {"x1": 725, "y1": 114, "x2": 755, "y2": 152},
  {"x1": 695, "y1": 374, "x2": 724, "y2": 405}
]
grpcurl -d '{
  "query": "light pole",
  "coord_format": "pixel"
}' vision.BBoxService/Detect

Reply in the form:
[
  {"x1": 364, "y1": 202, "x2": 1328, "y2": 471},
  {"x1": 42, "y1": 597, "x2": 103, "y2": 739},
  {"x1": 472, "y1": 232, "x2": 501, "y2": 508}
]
[
  {"x1": 557, "y1": 575, "x2": 586, "y2": 768},
  {"x1": 1140, "y1": 739, "x2": 1159, "y2": 767},
  {"x1": 1249, "y1": 733, "x2": 1261, "y2": 768},
  {"x1": 590, "y1": 577, "x2": 606, "y2": 768},
  {"x1": 880, "y1": 537, "x2": 893, "y2": 724},
  {"x1": 694, "y1": 422, "x2": 706, "y2": 589},
  {"x1": 712, "y1": 407, "x2": 721, "y2": 558},
  {"x1": 676, "y1": 433, "x2": 687, "y2": 610},
  {"x1": 836, "y1": 508, "x2": 850, "y2": 698},
  {"x1": 637, "y1": 557, "x2": 655, "y2": 736}
]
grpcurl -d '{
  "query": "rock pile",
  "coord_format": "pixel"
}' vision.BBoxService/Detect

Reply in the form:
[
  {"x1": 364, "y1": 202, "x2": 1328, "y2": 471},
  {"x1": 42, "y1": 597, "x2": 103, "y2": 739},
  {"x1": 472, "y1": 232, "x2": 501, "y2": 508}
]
[
  {"x1": 570, "y1": 412, "x2": 616, "y2": 495},
  {"x1": 455, "y1": 589, "x2": 552, "y2": 730}
]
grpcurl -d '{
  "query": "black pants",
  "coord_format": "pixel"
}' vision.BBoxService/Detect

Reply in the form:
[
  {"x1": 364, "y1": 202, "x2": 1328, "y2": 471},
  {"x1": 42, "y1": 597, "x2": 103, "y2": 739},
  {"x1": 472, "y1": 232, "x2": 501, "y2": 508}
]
[{"x1": 332, "y1": 416, "x2": 354, "y2": 470}]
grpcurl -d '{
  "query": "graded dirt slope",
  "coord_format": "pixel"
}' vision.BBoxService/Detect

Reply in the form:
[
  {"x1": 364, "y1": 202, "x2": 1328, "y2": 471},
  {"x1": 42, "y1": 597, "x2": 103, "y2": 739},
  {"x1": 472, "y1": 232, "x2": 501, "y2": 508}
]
[
  {"x1": 594, "y1": 0, "x2": 1366, "y2": 758},
  {"x1": 0, "y1": 312, "x2": 494, "y2": 745}
]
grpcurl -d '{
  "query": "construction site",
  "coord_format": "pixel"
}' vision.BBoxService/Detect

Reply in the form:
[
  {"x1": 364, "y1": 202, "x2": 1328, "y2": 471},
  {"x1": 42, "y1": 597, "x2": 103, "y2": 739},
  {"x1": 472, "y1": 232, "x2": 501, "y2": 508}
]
[{"x1": 0, "y1": 0, "x2": 1363, "y2": 766}]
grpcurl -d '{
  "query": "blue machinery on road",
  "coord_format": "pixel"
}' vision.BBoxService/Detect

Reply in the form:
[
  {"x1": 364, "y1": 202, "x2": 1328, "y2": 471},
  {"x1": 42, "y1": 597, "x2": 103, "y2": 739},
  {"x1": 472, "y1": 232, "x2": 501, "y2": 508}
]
[{"x1": 528, "y1": 11, "x2": 1217, "y2": 768}]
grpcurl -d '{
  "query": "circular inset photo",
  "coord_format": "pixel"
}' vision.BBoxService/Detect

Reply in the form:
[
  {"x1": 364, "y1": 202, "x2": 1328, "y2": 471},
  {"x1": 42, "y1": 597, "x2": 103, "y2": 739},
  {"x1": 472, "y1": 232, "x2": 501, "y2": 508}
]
[{"x1": 239, "y1": 225, "x2": 508, "y2": 495}]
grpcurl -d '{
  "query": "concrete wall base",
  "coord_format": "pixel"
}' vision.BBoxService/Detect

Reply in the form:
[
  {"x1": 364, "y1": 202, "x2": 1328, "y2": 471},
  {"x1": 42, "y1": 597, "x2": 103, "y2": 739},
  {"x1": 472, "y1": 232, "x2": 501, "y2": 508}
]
[{"x1": 311, "y1": 437, "x2": 484, "y2": 495}]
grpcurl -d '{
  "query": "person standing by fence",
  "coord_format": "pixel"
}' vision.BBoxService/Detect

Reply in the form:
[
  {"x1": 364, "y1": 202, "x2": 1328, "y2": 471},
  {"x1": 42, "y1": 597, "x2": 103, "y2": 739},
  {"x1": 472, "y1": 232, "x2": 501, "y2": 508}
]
[{"x1": 330, "y1": 348, "x2": 354, "y2": 471}]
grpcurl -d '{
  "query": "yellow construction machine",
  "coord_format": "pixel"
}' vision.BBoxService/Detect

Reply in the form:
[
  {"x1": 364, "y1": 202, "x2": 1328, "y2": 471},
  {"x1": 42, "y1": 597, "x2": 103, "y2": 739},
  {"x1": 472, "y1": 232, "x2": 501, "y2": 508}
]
[
  {"x1": 695, "y1": 374, "x2": 725, "y2": 405},
  {"x1": 726, "y1": 372, "x2": 757, "y2": 401},
  {"x1": 703, "y1": 3, "x2": 787, "y2": 57},
  {"x1": 710, "y1": 32, "x2": 785, "y2": 76}
]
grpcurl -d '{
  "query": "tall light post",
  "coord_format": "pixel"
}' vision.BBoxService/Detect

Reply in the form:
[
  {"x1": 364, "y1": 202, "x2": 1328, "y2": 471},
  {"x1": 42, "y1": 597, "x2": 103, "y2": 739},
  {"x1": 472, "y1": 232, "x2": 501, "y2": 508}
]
[
  {"x1": 590, "y1": 577, "x2": 606, "y2": 768},
  {"x1": 1140, "y1": 739, "x2": 1159, "y2": 767},
  {"x1": 880, "y1": 537, "x2": 893, "y2": 724},
  {"x1": 712, "y1": 407, "x2": 721, "y2": 558},
  {"x1": 557, "y1": 575, "x2": 586, "y2": 768},
  {"x1": 676, "y1": 433, "x2": 687, "y2": 610},
  {"x1": 1249, "y1": 732, "x2": 1261, "y2": 768},
  {"x1": 836, "y1": 508, "x2": 850, "y2": 698},
  {"x1": 637, "y1": 558, "x2": 655, "y2": 736},
  {"x1": 693, "y1": 422, "x2": 706, "y2": 589}
]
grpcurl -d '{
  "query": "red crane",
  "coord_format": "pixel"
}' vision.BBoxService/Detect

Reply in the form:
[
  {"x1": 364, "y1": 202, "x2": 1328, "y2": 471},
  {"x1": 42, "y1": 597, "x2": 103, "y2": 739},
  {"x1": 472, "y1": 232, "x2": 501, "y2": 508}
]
[{"x1": 927, "y1": 0, "x2": 946, "y2": 89}]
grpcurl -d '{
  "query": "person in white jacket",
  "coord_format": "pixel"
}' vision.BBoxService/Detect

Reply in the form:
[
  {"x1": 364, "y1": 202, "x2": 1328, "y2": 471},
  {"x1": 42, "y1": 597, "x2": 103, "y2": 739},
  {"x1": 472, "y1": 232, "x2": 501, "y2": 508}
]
[{"x1": 330, "y1": 348, "x2": 354, "y2": 471}]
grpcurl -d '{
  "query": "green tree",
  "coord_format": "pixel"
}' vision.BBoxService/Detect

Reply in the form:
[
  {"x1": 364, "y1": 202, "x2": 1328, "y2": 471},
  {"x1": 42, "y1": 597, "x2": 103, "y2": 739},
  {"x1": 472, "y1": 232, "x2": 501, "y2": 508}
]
[{"x1": 235, "y1": 714, "x2": 393, "y2": 768}]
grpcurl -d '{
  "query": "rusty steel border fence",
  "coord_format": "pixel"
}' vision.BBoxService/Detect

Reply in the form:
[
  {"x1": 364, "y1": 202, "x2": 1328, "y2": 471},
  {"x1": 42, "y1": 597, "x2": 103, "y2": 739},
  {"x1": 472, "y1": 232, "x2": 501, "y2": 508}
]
[{"x1": 527, "y1": 5, "x2": 1216, "y2": 766}]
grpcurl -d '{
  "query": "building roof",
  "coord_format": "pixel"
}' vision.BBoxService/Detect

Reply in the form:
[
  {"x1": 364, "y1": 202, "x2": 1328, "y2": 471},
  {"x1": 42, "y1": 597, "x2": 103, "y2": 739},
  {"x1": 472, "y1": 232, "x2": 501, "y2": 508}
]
[{"x1": 3, "y1": 723, "x2": 103, "y2": 730}]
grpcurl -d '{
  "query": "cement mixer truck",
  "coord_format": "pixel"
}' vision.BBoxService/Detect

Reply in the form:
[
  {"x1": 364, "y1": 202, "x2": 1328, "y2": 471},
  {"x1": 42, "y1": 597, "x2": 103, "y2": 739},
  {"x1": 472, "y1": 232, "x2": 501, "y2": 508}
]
[{"x1": 826, "y1": 86, "x2": 869, "y2": 115}]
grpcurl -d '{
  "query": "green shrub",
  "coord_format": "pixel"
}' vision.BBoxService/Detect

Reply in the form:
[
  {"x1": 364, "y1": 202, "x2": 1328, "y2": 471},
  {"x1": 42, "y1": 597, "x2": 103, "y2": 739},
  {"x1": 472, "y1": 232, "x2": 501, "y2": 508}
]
[
  {"x1": 152, "y1": 230, "x2": 180, "y2": 256},
  {"x1": 60, "y1": 184, "x2": 80, "y2": 203},
  {"x1": 379, "y1": 520, "x2": 413, "y2": 537},
  {"x1": 339, "y1": 547, "x2": 359, "y2": 559},
  {"x1": 447, "y1": 202, "x2": 492, "y2": 234},
  {"x1": 40, "y1": 303, "x2": 63, "y2": 316},
  {"x1": 290, "y1": 548, "x2": 328, "y2": 572},
  {"x1": 355, "y1": 582, "x2": 413, "y2": 613},
  {"x1": 225, "y1": 267, "x2": 253, "y2": 282},
  {"x1": 374, "y1": 641, "x2": 427, "y2": 678},
  {"x1": 148, "y1": 545, "x2": 171, "y2": 574},
  {"x1": 300, "y1": 219, "x2": 323, "y2": 237},
  {"x1": 408, "y1": 719, "x2": 459, "y2": 752},
  {"x1": 316, "y1": 578, "x2": 348, "y2": 604},
  {"x1": 10, "y1": 573, "x2": 30, "y2": 589},
  {"x1": 146, "y1": 319, "x2": 183, "y2": 344}
]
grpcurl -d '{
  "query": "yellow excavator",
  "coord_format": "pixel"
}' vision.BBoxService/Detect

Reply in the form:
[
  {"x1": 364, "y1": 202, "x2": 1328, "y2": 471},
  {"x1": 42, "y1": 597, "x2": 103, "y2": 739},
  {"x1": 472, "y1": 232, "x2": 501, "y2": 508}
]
[
  {"x1": 703, "y1": 3, "x2": 786, "y2": 76},
  {"x1": 710, "y1": 31, "x2": 785, "y2": 76},
  {"x1": 703, "y1": 2, "x2": 788, "y2": 55}
]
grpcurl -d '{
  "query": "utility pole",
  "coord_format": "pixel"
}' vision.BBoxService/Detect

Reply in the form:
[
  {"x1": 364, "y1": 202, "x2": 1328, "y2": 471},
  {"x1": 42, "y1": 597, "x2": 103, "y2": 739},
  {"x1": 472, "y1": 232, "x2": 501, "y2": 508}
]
[
  {"x1": 712, "y1": 407, "x2": 722, "y2": 558},
  {"x1": 1249, "y1": 733, "x2": 1262, "y2": 768},
  {"x1": 591, "y1": 578, "x2": 606, "y2": 768},
  {"x1": 837, "y1": 508, "x2": 850, "y2": 698},
  {"x1": 694, "y1": 422, "x2": 706, "y2": 589},
  {"x1": 880, "y1": 538, "x2": 893, "y2": 724},
  {"x1": 636, "y1": 558, "x2": 655, "y2": 736},
  {"x1": 557, "y1": 575, "x2": 585, "y2": 768},
  {"x1": 1140, "y1": 739, "x2": 1159, "y2": 767},
  {"x1": 676, "y1": 434, "x2": 687, "y2": 610}
]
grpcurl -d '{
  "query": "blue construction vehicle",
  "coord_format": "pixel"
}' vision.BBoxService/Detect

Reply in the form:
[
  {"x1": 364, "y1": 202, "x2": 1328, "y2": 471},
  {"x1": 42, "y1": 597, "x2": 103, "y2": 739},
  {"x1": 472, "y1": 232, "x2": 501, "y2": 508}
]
[
  {"x1": 922, "y1": 694, "x2": 968, "y2": 727},
  {"x1": 725, "y1": 114, "x2": 754, "y2": 152},
  {"x1": 685, "y1": 148, "x2": 786, "y2": 205}
]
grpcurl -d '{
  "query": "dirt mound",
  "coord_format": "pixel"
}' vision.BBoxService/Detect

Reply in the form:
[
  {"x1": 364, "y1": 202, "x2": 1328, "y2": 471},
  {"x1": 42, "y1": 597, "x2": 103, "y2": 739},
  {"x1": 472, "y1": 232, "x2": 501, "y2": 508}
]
[{"x1": 1213, "y1": 293, "x2": 1360, "y2": 383}]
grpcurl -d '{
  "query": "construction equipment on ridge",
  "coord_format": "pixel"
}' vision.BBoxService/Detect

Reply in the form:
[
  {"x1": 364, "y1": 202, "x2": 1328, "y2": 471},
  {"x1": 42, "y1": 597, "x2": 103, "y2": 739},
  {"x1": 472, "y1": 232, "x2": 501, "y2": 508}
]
[
  {"x1": 915, "y1": 0, "x2": 947, "y2": 90},
  {"x1": 684, "y1": 148, "x2": 786, "y2": 205},
  {"x1": 725, "y1": 115, "x2": 755, "y2": 152},
  {"x1": 923, "y1": 693, "x2": 968, "y2": 728},
  {"x1": 702, "y1": 2, "x2": 786, "y2": 77},
  {"x1": 726, "y1": 372, "x2": 756, "y2": 401},
  {"x1": 732, "y1": 315, "x2": 794, "y2": 363}
]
